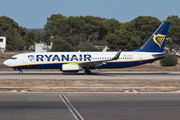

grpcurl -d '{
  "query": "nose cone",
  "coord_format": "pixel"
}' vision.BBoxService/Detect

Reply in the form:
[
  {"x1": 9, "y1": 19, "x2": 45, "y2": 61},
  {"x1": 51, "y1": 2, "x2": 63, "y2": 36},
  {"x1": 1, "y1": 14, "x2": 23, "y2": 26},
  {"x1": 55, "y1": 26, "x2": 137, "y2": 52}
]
[{"x1": 3, "y1": 60, "x2": 10, "y2": 66}]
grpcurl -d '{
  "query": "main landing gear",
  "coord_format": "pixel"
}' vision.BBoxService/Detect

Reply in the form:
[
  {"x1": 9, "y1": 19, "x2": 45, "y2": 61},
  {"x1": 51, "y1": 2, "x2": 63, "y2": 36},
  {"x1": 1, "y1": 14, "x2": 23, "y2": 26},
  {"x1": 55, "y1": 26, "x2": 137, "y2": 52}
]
[{"x1": 85, "y1": 69, "x2": 91, "y2": 75}]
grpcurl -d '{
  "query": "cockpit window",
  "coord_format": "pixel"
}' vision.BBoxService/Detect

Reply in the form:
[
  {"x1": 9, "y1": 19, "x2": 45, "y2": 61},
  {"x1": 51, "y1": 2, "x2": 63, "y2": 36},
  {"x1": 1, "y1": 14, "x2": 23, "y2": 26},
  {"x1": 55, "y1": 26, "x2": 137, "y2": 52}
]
[{"x1": 11, "y1": 57, "x2": 17, "y2": 60}]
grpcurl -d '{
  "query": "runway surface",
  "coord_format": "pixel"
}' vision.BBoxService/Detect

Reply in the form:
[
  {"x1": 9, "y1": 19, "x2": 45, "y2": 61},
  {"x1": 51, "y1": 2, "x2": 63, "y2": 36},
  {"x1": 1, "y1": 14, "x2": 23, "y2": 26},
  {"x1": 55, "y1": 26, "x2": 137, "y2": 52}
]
[
  {"x1": 0, "y1": 71, "x2": 180, "y2": 80},
  {"x1": 0, "y1": 93, "x2": 180, "y2": 120}
]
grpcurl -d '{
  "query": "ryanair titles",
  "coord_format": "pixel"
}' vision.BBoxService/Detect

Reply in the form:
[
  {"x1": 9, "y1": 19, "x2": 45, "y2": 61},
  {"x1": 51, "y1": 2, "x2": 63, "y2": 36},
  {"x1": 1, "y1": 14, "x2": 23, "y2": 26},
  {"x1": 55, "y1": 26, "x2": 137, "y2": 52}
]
[{"x1": 28, "y1": 54, "x2": 92, "y2": 62}]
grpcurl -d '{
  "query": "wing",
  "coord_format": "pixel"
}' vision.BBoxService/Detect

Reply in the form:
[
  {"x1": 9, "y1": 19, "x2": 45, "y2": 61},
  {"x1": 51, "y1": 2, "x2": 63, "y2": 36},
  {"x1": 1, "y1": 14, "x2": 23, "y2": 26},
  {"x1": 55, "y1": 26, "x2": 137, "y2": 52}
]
[{"x1": 78, "y1": 49, "x2": 122, "y2": 68}]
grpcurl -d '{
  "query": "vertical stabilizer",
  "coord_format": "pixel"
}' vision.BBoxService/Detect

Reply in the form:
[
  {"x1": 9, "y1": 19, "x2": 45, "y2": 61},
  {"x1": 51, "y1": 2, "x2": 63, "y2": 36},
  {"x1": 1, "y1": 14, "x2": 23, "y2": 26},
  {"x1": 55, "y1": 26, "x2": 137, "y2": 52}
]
[{"x1": 133, "y1": 22, "x2": 170, "y2": 52}]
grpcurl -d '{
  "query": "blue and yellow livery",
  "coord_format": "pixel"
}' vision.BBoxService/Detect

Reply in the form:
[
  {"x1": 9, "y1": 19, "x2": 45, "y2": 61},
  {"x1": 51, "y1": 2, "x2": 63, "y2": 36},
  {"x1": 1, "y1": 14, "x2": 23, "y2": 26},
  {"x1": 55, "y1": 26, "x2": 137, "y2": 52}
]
[{"x1": 3, "y1": 22, "x2": 170, "y2": 74}]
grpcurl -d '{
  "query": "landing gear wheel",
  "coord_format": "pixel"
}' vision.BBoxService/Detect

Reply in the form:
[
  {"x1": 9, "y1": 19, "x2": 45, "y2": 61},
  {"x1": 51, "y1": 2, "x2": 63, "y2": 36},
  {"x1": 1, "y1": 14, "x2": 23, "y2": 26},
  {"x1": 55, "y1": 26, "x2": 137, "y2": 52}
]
[
  {"x1": 19, "y1": 71, "x2": 23, "y2": 74},
  {"x1": 88, "y1": 71, "x2": 91, "y2": 74},
  {"x1": 85, "y1": 69, "x2": 91, "y2": 75}
]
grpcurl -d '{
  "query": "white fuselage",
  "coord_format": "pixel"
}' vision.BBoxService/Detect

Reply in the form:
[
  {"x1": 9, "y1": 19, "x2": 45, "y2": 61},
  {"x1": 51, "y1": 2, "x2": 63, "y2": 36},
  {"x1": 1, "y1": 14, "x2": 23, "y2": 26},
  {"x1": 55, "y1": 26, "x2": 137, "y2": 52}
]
[{"x1": 3, "y1": 51, "x2": 162, "y2": 70}]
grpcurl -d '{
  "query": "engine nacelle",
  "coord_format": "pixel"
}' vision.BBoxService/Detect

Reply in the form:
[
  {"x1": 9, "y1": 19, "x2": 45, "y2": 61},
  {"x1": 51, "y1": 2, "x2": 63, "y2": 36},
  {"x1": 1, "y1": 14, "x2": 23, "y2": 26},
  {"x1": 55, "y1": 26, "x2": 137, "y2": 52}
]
[{"x1": 62, "y1": 63, "x2": 82, "y2": 72}]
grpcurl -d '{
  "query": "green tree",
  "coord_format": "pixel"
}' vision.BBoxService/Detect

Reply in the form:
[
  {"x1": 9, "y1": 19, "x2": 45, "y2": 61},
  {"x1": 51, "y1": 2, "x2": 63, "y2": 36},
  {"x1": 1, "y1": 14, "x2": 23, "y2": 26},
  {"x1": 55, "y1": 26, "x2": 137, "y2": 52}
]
[
  {"x1": 29, "y1": 30, "x2": 45, "y2": 43},
  {"x1": 4, "y1": 27, "x2": 25, "y2": 50},
  {"x1": 25, "y1": 31, "x2": 38, "y2": 50},
  {"x1": 44, "y1": 14, "x2": 177, "y2": 52},
  {"x1": 160, "y1": 54, "x2": 178, "y2": 66},
  {"x1": 126, "y1": 16, "x2": 161, "y2": 42},
  {"x1": 51, "y1": 38, "x2": 74, "y2": 52},
  {"x1": 45, "y1": 14, "x2": 69, "y2": 37},
  {"x1": 0, "y1": 16, "x2": 26, "y2": 51},
  {"x1": 104, "y1": 18, "x2": 122, "y2": 34},
  {"x1": 106, "y1": 28, "x2": 141, "y2": 51},
  {"x1": 65, "y1": 35, "x2": 79, "y2": 46},
  {"x1": 165, "y1": 15, "x2": 180, "y2": 54},
  {"x1": 77, "y1": 42, "x2": 99, "y2": 51},
  {"x1": 0, "y1": 16, "x2": 19, "y2": 35},
  {"x1": 5, "y1": 44, "x2": 14, "y2": 51},
  {"x1": 44, "y1": 14, "x2": 109, "y2": 47}
]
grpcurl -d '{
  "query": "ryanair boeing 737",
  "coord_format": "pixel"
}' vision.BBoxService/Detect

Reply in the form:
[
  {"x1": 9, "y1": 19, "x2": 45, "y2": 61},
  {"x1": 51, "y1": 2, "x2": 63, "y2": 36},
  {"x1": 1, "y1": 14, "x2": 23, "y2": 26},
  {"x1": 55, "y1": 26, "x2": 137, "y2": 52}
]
[{"x1": 3, "y1": 22, "x2": 170, "y2": 74}]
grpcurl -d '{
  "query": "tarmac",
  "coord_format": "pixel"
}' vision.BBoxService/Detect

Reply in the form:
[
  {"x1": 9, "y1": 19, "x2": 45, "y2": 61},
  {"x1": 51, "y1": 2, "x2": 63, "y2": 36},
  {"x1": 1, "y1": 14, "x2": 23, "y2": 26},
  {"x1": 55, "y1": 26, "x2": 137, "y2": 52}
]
[
  {"x1": 1, "y1": 71, "x2": 180, "y2": 80},
  {"x1": 0, "y1": 93, "x2": 180, "y2": 120},
  {"x1": 1, "y1": 71, "x2": 180, "y2": 119}
]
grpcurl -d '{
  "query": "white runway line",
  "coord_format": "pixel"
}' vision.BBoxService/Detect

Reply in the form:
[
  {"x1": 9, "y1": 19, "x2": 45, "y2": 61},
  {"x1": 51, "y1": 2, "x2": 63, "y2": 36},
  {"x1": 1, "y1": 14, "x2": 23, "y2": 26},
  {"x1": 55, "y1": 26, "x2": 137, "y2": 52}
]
[{"x1": 60, "y1": 95, "x2": 84, "y2": 120}]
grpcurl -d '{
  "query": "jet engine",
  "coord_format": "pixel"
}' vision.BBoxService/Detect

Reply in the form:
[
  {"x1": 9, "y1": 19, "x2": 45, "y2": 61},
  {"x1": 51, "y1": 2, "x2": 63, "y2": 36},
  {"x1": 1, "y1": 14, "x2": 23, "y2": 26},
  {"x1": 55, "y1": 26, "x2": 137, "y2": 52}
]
[{"x1": 62, "y1": 63, "x2": 82, "y2": 72}]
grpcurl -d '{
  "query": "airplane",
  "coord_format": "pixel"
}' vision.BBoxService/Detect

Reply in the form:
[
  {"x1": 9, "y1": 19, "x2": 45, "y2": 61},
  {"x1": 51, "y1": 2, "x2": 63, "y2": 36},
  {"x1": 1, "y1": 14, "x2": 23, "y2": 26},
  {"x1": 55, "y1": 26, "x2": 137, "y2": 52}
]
[{"x1": 3, "y1": 22, "x2": 170, "y2": 74}]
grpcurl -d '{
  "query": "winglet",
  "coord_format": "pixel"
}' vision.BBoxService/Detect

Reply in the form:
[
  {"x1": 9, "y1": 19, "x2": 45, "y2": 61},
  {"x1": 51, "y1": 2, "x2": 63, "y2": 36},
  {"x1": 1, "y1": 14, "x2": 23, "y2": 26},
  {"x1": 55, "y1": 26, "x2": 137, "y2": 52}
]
[
  {"x1": 102, "y1": 47, "x2": 108, "y2": 52},
  {"x1": 111, "y1": 48, "x2": 122, "y2": 60}
]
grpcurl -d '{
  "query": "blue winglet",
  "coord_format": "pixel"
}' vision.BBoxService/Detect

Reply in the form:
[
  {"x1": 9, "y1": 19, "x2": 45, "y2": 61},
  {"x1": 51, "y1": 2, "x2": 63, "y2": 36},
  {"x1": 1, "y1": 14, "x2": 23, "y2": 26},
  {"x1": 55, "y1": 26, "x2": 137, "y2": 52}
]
[{"x1": 112, "y1": 48, "x2": 122, "y2": 60}]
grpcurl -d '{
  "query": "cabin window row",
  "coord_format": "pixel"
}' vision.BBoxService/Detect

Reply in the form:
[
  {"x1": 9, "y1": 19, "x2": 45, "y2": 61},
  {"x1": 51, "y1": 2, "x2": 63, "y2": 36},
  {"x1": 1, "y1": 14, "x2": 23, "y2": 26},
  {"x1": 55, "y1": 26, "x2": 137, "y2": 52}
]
[
  {"x1": 119, "y1": 57, "x2": 133, "y2": 59},
  {"x1": 35, "y1": 57, "x2": 133, "y2": 60},
  {"x1": 35, "y1": 57, "x2": 113, "y2": 60}
]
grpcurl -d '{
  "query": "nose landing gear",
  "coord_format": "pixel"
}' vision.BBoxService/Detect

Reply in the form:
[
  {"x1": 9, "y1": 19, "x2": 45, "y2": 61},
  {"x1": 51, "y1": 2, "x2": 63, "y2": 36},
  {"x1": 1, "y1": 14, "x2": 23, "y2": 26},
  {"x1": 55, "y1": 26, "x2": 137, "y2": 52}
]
[
  {"x1": 14, "y1": 68, "x2": 23, "y2": 74},
  {"x1": 19, "y1": 71, "x2": 23, "y2": 74}
]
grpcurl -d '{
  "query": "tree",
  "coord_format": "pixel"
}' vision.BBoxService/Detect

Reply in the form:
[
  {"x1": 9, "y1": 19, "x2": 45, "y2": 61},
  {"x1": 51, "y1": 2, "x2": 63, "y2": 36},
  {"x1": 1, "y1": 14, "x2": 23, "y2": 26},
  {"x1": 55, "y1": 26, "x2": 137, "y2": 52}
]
[
  {"x1": 160, "y1": 54, "x2": 178, "y2": 66},
  {"x1": 106, "y1": 28, "x2": 142, "y2": 51},
  {"x1": 44, "y1": 14, "x2": 69, "y2": 37},
  {"x1": 51, "y1": 38, "x2": 74, "y2": 52},
  {"x1": 77, "y1": 42, "x2": 99, "y2": 51},
  {"x1": 165, "y1": 16, "x2": 180, "y2": 54},
  {"x1": 5, "y1": 44, "x2": 14, "y2": 51},
  {"x1": 43, "y1": 14, "x2": 180, "y2": 52},
  {"x1": 0, "y1": 16, "x2": 26, "y2": 50},
  {"x1": 65, "y1": 35, "x2": 80, "y2": 46},
  {"x1": 29, "y1": 30, "x2": 45, "y2": 43},
  {"x1": 43, "y1": 14, "x2": 109, "y2": 47},
  {"x1": 25, "y1": 31, "x2": 38, "y2": 50},
  {"x1": 126, "y1": 16, "x2": 161, "y2": 42},
  {"x1": 4, "y1": 27, "x2": 25, "y2": 50},
  {"x1": 104, "y1": 18, "x2": 122, "y2": 34}
]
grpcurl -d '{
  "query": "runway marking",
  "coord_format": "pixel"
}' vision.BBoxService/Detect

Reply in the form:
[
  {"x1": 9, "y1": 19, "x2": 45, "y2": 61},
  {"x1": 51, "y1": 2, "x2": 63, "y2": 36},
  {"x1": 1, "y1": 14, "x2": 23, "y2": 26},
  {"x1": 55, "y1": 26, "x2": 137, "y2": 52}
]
[{"x1": 60, "y1": 95, "x2": 84, "y2": 120}]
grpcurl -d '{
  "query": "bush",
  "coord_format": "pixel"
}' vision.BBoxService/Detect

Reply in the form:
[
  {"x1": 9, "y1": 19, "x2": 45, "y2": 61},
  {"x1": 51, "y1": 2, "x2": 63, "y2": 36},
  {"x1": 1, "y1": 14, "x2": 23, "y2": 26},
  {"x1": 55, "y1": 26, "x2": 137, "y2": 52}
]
[
  {"x1": 160, "y1": 54, "x2": 178, "y2": 66},
  {"x1": 5, "y1": 44, "x2": 14, "y2": 51}
]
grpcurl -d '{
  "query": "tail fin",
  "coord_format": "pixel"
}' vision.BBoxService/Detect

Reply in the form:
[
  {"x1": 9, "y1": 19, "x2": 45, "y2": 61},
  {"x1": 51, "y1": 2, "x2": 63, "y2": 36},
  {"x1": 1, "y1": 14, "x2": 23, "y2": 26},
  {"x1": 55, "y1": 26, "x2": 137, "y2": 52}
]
[{"x1": 133, "y1": 22, "x2": 170, "y2": 52}]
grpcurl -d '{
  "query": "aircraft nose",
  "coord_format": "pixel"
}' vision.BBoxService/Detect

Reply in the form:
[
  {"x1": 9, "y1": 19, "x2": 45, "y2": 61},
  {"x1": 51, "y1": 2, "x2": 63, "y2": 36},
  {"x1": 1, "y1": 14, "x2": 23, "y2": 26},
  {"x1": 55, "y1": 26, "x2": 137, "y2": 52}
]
[{"x1": 3, "y1": 60, "x2": 10, "y2": 66}]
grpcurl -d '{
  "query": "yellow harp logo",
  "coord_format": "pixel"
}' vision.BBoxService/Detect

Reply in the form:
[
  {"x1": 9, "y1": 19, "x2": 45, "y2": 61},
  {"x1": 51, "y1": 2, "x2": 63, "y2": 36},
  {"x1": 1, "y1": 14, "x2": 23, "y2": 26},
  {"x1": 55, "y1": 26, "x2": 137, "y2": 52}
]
[{"x1": 153, "y1": 34, "x2": 166, "y2": 48}]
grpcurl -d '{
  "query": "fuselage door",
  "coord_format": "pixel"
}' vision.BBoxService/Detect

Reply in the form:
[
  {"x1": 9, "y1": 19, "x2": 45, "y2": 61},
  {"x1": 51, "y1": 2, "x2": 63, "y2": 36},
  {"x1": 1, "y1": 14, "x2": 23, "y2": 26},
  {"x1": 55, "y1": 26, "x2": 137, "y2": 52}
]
[
  {"x1": 23, "y1": 55, "x2": 28, "y2": 64},
  {"x1": 138, "y1": 54, "x2": 142, "y2": 63}
]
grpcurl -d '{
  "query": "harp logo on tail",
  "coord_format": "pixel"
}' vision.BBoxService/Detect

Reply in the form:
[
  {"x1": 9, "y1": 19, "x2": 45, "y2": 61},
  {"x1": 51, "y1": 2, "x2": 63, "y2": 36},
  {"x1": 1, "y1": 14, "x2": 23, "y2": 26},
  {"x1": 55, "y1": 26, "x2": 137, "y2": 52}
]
[{"x1": 153, "y1": 34, "x2": 166, "y2": 48}]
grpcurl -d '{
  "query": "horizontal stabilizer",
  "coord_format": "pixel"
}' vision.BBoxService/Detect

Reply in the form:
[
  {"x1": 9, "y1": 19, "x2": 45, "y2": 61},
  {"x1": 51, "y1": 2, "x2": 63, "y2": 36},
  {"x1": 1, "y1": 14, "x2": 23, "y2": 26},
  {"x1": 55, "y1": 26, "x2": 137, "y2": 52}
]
[{"x1": 152, "y1": 51, "x2": 167, "y2": 57}]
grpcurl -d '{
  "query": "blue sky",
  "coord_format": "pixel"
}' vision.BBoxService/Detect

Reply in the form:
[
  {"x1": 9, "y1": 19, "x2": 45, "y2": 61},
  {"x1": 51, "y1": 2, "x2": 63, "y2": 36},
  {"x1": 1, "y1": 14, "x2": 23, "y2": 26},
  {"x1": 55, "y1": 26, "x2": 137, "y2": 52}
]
[{"x1": 0, "y1": 0, "x2": 180, "y2": 28}]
